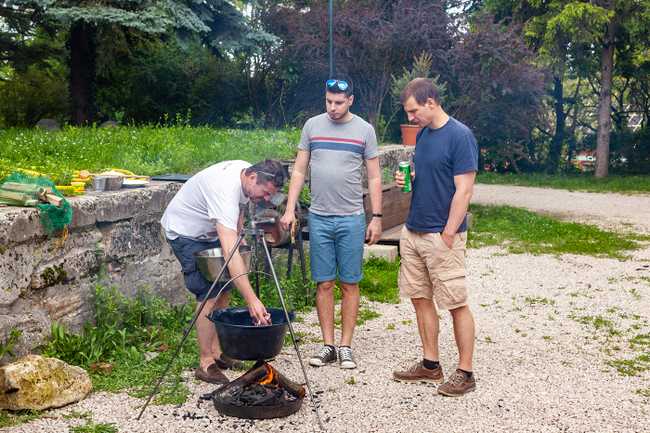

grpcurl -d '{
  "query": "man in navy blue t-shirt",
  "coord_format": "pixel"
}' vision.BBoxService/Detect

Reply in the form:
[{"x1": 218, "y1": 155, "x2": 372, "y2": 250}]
[{"x1": 392, "y1": 78, "x2": 479, "y2": 397}]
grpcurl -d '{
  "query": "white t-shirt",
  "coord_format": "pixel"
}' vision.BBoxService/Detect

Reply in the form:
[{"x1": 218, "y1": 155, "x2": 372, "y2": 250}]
[{"x1": 161, "y1": 160, "x2": 251, "y2": 240}]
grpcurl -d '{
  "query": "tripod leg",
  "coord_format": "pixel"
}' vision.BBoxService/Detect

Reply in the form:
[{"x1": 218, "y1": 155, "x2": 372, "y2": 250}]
[
  {"x1": 137, "y1": 231, "x2": 246, "y2": 421},
  {"x1": 260, "y1": 236, "x2": 325, "y2": 432}
]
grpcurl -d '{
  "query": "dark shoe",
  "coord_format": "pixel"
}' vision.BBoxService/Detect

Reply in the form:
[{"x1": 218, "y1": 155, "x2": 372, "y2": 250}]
[
  {"x1": 339, "y1": 346, "x2": 357, "y2": 369},
  {"x1": 437, "y1": 369, "x2": 476, "y2": 397},
  {"x1": 195, "y1": 363, "x2": 229, "y2": 384},
  {"x1": 393, "y1": 361, "x2": 444, "y2": 384},
  {"x1": 215, "y1": 354, "x2": 245, "y2": 370},
  {"x1": 309, "y1": 345, "x2": 337, "y2": 367}
]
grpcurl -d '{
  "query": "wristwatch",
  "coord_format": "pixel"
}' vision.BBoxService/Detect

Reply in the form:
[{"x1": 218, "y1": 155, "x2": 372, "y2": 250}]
[{"x1": 372, "y1": 213, "x2": 383, "y2": 218}]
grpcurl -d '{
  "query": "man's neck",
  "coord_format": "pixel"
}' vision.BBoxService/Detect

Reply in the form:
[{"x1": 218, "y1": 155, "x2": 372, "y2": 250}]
[{"x1": 428, "y1": 110, "x2": 449, "y2": 130}]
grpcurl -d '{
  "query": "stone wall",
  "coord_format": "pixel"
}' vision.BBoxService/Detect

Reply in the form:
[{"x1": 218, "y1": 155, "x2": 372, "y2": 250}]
[
  {"x1": 0, "y1": 145, "x2": 413, "y2": 359},
  {"x1": 0, "y1": 182, "x2": 184, "y2": 359}
]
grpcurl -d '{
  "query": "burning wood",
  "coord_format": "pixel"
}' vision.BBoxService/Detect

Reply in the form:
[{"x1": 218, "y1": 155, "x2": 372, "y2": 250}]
[{"x1": 213, "y1": 361, "x2": 305, "y2": 413}]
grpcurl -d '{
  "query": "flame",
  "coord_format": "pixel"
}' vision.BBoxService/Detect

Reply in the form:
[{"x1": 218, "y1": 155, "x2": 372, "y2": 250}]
[{"x1": 258, "y1": 364, "x2": 278, "y2": 387}]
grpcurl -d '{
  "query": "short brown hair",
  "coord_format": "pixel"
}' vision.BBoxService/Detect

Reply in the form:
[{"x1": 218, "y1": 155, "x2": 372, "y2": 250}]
[
  {"x1": 246, "y1": 159, "x2": 287, "y2": 188},
  {"x1": 400, "y1": 78, "x2": 441, "y2": 105}
]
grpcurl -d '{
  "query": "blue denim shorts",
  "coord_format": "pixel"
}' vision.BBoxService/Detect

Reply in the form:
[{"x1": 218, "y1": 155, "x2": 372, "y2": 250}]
[
  {"x1": 167, "y1": 236, "x2": 228, "y2": 301},
  {"x1": 308, "y1": 212, "x2": 366, "y2": 284}
]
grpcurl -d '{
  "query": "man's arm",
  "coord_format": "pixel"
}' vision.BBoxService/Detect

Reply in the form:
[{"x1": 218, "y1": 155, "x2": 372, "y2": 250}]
[
  {"x1": 365, "y1": 157, "x2": 382, "y2": 244},
  {"x1": 441, "y1": 171, "x2": 476, "y2": 248},
  {"x1": 216, "y1": 223, "x2": 269, "y2": 325},
  {"x1": 280, "y1": 149, "x2": 310, "y2": 230}
]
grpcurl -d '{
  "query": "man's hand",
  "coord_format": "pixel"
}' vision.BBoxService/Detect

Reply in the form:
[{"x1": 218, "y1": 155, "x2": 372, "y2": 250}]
[
  {"x1": 366, "y1": 218, "x2": 382, "y2": 245},
  {"x1": 441, "y1": 231, "x2": 455, "y2": 249},
  {"x1": 279, "y1": 210, "x2": 295, "y2": 231},
  {"x1": 394, "y1": 169, "x2": 415, "y2": 188},
  {"x1": 247, "y1": 296, "x2": 271, "y2": 326}
]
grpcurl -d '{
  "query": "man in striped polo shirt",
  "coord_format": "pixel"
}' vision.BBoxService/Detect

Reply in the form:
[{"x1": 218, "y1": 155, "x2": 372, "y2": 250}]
[{"x1": 280, "y1": 77, "x2": 383, "y2": 370}]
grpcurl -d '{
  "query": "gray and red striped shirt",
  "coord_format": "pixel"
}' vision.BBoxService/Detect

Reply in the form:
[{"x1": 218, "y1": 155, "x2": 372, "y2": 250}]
[{"x1": 299, "y1": 113, "x2": 378, "y2": 216}]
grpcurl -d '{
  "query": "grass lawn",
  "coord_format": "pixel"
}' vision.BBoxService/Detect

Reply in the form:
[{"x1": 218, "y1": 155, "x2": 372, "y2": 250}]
[
  {"x1": 477, "y1": 172, "x2": 650, "y2": 194},
  {"x1": 469, "y1": 204, "x2": 646, "y2": 258},
  {"x1": 0, "y1": 126, "x2": 300, "y2": 184}
]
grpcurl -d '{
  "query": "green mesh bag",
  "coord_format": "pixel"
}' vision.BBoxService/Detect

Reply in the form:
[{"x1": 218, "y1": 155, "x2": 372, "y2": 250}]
[{"x1": 0, "y1": 172, "x2": 73, "y2": 235}]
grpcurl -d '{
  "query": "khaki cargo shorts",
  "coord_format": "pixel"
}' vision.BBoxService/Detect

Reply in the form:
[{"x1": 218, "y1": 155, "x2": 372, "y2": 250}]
[{"x1": 398, "y1": 227, "x2": 468, "y2": 310}]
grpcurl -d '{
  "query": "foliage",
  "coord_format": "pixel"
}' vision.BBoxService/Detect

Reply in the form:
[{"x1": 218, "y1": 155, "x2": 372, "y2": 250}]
[
  {"x1": 0, "y1": 328, "x2": 22, "y2": 362},
  {"x1": 468, "y1": 204, "x2": 642, "y2": 258},
  {"x1": 449, "y1": 13, "x2": 546, "y2": 173},
  {"x1": 258, "y1": 0, "x2": 454, "y2": 128},
  {"x1": 42, "y1": 286, "x2": 198, "y2": 404},
  {"x1": 0, "y1": 126, "x2": 300, "y2": 182},
  {"x1": 0, "y1": 62, "x2": 69, "y2": 128},
  {"x1": 0, "y1": 409, "x2": 42, "y2": 429},
  {"x1": 359, "y1": 258, "x2": 400, "y2": 304},
  {"x1": 380, "y1": 52, "x2": 447, "y2": 141},
  {"x1": 69, "y1": 421, "x2": 118, "y2": 433},
  {"x1": 477, "y1": 172, "x2": 650, "y2": 193}
]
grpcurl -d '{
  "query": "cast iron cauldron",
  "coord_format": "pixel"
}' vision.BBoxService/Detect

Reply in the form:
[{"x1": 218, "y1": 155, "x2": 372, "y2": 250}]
[{"x1": 208, "y1": 307, "x2": 295, "y2": 360}]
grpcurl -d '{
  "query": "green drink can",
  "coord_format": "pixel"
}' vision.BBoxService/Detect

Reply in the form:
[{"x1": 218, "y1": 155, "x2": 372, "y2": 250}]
[{"x1": 399, "y1": 161, "x2": 412, "y2": 193}]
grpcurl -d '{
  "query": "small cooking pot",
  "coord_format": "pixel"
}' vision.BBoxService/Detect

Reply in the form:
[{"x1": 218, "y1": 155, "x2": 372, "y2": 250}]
[{"x1": 208, "y1": 307, "x2": 295, "y2": 360}]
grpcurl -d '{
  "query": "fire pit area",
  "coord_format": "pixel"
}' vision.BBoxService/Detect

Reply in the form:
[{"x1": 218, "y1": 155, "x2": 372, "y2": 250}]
[
  {"x1": 206, "y1": 307, "x2": 306, "y2": 420},
  {"x1": 212, "y1": 361, "x2": 305, "y2": 419}
]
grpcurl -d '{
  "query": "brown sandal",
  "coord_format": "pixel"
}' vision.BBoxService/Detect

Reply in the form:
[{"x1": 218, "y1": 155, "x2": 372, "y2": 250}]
[{"x1": 194, "y1": 363, "x2": 229, "y2": 384}]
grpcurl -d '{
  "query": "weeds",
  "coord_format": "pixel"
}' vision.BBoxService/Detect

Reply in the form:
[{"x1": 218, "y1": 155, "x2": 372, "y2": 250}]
[
  {"x1": 0, "y1": 328, "x2": 22, "y2": 361},
  {"x1": 42, "y1": 286, "x2": 198, "y2": 404},
  {"x1": 69, "y1": 421, "x2": 118, "y2": 433},
  {"x1": 468, "y1": 205, "x2": 641, "y2": 258},
  {"x1": 359, "y1": 258, "x2": 400, "y2": 304},
  {"x1": 0, "y1": 410, "x2": 41, "y2": 428}
]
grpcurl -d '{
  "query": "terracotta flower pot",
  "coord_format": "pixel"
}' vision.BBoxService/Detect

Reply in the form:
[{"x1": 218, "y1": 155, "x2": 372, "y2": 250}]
[{"x1": 400, "y1": 124, "x2": 423, "y2": 146}]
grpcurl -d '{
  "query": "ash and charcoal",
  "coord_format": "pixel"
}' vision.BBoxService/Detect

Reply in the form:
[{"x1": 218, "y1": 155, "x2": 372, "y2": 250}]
[{"x1": 217, "y1": 383, "x2": 299, "y2": 407}]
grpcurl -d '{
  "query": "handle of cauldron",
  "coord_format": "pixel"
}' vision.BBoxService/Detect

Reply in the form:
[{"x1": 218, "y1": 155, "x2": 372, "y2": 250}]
[
  {"x1": 136, "y1": 230, "x2": 247, "y2": 421},
  {"x1": 260, "y1": 235, "x2": 326, "y2": 433}
]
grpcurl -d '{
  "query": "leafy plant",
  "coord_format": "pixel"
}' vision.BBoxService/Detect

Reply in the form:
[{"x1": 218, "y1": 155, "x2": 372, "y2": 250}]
[
  {"x1": 380, "y1": 53, "x2": 447, "y2": 141},
  {"x1": 0, "y1": 328, "x2": 22, "y2": 361}
]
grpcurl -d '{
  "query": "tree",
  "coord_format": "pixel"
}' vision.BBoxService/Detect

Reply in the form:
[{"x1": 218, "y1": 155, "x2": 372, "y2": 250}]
[
  {"x1": 1, "y1": 1, "x2": 273, "y2": 124},
  {"x1": 449, "y1": 13, "x2": 546, "y2": 172},
  {"x1": 260, "y1": 0, "x2": 454, "y2": 128}
]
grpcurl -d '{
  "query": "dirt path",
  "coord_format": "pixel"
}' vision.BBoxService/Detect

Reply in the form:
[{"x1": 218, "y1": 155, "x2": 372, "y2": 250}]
[{"x1": 473, "y1": 184, "x2": 650, "y2": 234}]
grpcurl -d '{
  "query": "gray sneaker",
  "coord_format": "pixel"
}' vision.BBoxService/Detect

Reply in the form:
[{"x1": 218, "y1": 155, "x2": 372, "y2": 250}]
[
  {"x1": 339, "y1": 346, "x2": 357, "y2": 369},
  {"x1": 309, "y1": 345, "x2": 337, "y2": 367}
]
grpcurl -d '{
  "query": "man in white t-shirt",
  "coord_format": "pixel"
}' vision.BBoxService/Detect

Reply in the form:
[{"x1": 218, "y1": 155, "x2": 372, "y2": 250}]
[{"x1": 161, "y1": 159, "x2": 287, "y2": 384}]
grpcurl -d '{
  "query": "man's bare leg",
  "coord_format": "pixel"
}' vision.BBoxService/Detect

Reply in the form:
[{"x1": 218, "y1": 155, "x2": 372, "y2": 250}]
[
  {"x1": 195, "y1": 293, "x2": 229, "y2": 371},
  {"x1": 449, "y1": 305, "x2": 475, "y2": 371},
  {"x1": 315, "y1": 280, "x2": 336, "y2": 345},
  {"x1": 339, "y1": 282, "x2": 360, "y2": 347},
  {"x1": 411, "y1": 297, "x2": 440, "y2": 361}
]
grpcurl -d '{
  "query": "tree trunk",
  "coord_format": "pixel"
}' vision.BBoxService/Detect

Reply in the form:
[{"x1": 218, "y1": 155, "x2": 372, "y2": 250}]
[
  {"x1": 547, "y1": 74, "x2": 565, "y2": 173},
  {"x1": 69, "y1": 21, "x2": 96, "y2": 125},
  {"x1": 595, "y1": 18, "x2": 616, "y2": 178}
]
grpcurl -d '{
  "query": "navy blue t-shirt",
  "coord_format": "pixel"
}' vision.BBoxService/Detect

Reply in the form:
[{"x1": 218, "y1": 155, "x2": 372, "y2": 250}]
[{"x1": 406, "y1": 117, "x2": 478, "y2": 233}]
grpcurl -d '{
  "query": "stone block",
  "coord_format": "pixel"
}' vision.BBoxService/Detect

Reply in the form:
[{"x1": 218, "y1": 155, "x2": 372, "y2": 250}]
[{"x1": 363, "y1": 244, "x2": 398, "y2": 262}]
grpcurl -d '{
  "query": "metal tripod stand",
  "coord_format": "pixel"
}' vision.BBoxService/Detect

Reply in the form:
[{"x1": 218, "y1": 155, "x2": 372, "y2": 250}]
[{"x1": 137, "y1": 222, "x2": 324, "y2": 431}]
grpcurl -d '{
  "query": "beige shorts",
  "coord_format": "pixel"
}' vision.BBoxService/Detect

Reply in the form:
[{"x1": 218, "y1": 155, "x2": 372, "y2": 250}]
[{"x1": 398, "y1": 227, "x2": 468, "y2": 310}]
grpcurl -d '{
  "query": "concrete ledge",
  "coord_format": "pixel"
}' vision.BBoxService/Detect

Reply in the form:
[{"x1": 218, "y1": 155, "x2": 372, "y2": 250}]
[{"x1": 363, "y1": 244, "x2": 398, "y2": 262}]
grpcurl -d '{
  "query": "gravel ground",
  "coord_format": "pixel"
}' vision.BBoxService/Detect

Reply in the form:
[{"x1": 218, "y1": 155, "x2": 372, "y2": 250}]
[{"x1": 5, "y1": 186, "x2": 650, "y2": 433}]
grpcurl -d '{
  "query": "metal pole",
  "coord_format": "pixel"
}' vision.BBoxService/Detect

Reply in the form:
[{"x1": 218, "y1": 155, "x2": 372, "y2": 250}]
[
  {"x1": 329, "y1": 0, "x2": 334, "y2": 78},
  {"x1": 260, "y1": 235, "x2": 325, "y2": 432},
  {"x1": 136, "y1": 231, "x2": 246, "y2": 421}
]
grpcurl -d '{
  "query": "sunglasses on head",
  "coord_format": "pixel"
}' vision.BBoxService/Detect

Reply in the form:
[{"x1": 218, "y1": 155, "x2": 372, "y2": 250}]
[
  {"x1": 256, "y1": 169, "x2": 285, "y2": 187},
  {"x1": 326, "y1": 79, "x2": 349, "y2": 92}
]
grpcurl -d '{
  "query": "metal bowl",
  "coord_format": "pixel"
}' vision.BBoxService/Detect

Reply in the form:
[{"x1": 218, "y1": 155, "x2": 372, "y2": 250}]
[{"x1": 194, "y1": 245, "x2": 252, "y2": 283}]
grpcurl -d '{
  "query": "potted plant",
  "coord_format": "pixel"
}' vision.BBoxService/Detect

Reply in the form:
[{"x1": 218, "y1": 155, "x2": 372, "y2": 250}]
[{"x1": 382, "y1": 53, "x2": 446, "y2": 146}]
